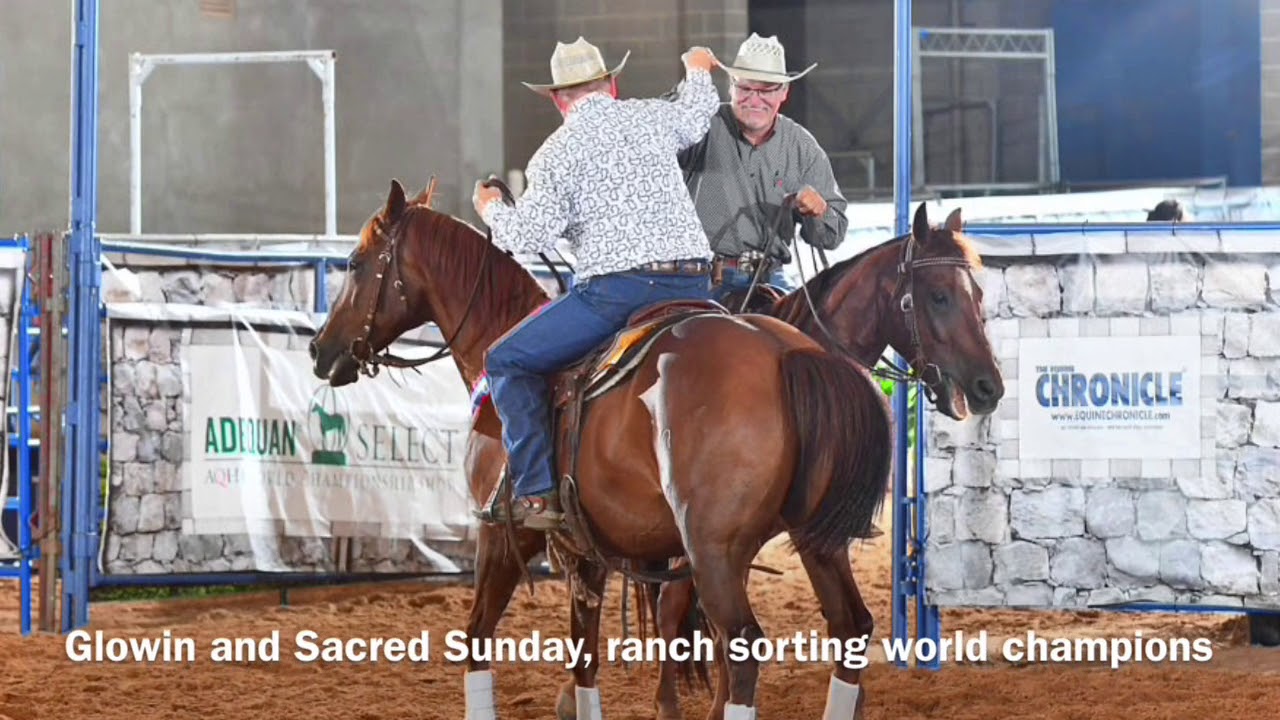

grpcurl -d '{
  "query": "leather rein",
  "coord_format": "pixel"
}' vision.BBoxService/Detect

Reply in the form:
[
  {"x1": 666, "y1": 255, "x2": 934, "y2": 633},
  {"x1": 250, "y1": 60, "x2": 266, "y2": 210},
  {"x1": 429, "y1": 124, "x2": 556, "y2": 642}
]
[{"x1": 756, "y1": 216, "x2": 975, "y2": 403}]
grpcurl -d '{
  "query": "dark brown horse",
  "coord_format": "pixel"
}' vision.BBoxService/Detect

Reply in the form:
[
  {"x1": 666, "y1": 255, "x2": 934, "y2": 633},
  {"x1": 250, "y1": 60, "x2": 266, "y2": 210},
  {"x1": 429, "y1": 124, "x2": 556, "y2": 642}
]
[
  {"x1": 645, "y1": 202, "x2": 1005, "y2": 717},
  {"x1": 310, "y1": 180, "x2": 893, "y2": 720}
]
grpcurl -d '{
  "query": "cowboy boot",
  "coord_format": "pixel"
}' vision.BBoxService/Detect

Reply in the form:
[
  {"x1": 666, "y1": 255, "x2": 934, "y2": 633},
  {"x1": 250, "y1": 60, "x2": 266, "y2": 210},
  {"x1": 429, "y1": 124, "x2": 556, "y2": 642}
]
[{"x1": 514, "y1": 488, "x2": 564, "y2": 531}]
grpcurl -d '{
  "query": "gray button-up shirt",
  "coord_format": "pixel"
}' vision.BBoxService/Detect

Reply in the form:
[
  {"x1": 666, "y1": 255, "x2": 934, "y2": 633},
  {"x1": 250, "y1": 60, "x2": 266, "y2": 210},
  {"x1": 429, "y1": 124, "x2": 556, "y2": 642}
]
[{"x1": 679, "y1": 105, "x2": 848, "y2": 259}]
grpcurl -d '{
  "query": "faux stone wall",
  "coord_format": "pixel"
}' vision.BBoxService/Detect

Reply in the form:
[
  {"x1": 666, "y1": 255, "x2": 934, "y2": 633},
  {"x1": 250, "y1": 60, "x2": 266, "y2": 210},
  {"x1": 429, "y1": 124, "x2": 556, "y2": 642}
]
[
  {"x1": 100, "y1": 258, "x2": 481, "y2": 577},
  {"x1": 924, "y1": 245, "x2": 1280, "y2": 611}
]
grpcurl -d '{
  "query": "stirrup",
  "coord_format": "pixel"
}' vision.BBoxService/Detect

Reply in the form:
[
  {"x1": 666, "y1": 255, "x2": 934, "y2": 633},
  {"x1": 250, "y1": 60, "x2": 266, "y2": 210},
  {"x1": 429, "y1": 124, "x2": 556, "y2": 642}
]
[
  {"x1": 472, "y1": 467, "x2": 511, "y2": 525},
  {"x1": 517, "y1": 490, "x2": 565, "y2": 531}
]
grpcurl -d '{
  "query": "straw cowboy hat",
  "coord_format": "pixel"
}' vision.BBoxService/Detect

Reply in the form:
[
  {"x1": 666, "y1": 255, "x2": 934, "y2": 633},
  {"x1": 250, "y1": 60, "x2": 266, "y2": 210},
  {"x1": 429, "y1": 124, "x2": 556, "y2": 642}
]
[
  {"x1": 522, "y1": 37, "x2": 630, "y2": 95},
  {"x1": 722, "y1": 33, "x2": 816, "y2": 84}
]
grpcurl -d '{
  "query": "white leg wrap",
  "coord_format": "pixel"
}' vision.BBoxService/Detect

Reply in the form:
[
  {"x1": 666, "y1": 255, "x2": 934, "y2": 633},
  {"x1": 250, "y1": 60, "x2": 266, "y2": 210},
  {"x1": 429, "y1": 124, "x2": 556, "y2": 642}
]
[
  {"x1": 575, "y1": 685, "x2": 603, "y2": 720},
  {"x1": 465, "y1": 670, "x2": 497, "y2": 720},
  {"x1": 723, "y1": 703, "x2": 757, "y2": 720},
  {"x1": 821, "y1": 675, "x2": 862, "y2": 720}
]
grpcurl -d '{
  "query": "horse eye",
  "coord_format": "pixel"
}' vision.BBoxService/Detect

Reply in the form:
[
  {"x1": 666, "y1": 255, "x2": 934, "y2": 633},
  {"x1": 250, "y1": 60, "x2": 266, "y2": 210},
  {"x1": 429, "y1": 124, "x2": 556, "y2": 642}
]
[
  {"x1": 348, "y1": 260, "x2": 360, "y2": 272},
  {"x1": 930, "y1": 290, "x2": 948, "y2": 306}
]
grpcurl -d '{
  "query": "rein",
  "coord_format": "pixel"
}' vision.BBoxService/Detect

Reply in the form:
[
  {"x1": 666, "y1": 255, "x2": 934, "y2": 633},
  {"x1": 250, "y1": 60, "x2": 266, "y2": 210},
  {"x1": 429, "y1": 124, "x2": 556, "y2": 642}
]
[{"x1": 784, "y1": 228, "x2": 973, "y2": 399}]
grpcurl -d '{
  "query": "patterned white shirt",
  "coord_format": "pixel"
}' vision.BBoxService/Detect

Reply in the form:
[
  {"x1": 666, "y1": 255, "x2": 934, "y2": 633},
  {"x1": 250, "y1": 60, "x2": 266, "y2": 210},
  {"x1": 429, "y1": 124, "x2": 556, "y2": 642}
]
[{"x1": 482, "y1": 68, "x2": 720, "y2": 280}]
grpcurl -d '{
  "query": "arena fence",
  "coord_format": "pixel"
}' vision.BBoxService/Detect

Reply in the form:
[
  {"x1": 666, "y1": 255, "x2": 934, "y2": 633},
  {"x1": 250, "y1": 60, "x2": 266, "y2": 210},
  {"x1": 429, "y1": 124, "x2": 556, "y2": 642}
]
[
  {"x1": 889, "y1": 221, "x2": 1280, "y2": 667},
  {"x1": 8, "y1": 0, "x2": 1275, "y2": 657}
]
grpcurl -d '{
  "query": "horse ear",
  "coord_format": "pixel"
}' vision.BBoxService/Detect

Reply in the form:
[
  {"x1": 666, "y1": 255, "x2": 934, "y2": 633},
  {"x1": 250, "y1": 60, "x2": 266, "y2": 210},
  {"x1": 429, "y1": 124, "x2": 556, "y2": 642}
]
[
  {"x1": 410, "y1": 175, "x2": 438, "y2": 207},
  {"x1": 912, "y1": 202, "x2": 931, "y2": 244},
  {"x1": 944, "y1": 207, "x2": 963, "y2": 232},
  {"x1": 385, "y1": 179, "x2": 407, "y2": 219}
]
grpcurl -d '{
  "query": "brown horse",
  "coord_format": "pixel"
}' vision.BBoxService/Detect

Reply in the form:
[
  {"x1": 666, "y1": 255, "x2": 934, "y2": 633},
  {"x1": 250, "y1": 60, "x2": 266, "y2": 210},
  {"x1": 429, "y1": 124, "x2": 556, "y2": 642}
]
[
  {"x1": 310, "y1": 179, "x2": 893, "y2": 720},
  {"x1": 644, "y1": 202, "x2": 1005, "y2": 716}
]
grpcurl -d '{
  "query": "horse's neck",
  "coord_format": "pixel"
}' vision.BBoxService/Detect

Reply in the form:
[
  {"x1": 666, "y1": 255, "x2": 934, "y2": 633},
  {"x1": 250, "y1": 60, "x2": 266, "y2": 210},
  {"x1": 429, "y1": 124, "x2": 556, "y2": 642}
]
[
  {"x1": 785, "y1": 242, "x2": 899, "y2": 366},
  {"x1": 412, "y1": 217, "x2": 548, "y2": 390}
]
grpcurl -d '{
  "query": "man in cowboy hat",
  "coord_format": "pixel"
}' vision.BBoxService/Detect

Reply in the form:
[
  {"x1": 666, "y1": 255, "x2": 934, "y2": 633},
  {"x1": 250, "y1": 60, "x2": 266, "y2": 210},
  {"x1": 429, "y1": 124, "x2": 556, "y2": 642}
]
[
  {"x1": 470, "y1": 38, "x2": 721, "y2": 529},
  {"x1": 674, "y1": 33, "x2": 848, "y2": 306}
]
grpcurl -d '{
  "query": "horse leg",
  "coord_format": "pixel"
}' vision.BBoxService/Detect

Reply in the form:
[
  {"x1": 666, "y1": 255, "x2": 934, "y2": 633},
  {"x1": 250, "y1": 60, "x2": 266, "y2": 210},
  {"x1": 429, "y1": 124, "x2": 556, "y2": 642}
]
[
  {"x1": 797, "y1": 543, "x2": 873, "y2": 720},
  {"x1": 463, "y1": 523, "x2": 545, "y2": 720},
  {"x1": 555, "y1": 559, "x2": 610, "y2": 720},
  {"x1": 689, "y1": 547, "x2": 762, "y2": 720},
  {"x1": 655, "y1": 566, "x2": 696, "y2": 720}
]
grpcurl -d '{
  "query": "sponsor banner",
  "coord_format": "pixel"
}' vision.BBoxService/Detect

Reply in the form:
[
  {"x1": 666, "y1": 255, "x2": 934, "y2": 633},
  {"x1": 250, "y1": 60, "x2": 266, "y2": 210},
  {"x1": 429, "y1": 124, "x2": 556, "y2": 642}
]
[
  {"x1": 186, "y1": 327, "x2": 475, "y2": 541},
  {"x1": 1017, "y1": 336, "x2": 1202, "y2": 460}
]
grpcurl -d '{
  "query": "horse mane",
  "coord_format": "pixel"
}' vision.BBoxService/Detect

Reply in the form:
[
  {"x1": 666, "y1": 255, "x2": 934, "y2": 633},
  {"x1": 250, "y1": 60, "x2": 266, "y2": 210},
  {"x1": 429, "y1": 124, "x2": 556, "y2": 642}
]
[
  {"x1": 773, "y1": 226, "x2": 983, "y2": 322},
  {"x1": 404, "y1": 205, "x2": 550, "y2": 324}
]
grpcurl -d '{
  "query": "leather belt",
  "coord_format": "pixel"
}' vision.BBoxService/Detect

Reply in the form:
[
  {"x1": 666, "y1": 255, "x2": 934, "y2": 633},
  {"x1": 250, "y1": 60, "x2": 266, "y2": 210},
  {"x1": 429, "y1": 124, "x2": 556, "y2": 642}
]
[
  {"x1": 632, "y1": 258, "x2": 710, "y2": 275},
  {"x1": 713, "y1": 251, "x2": 770, "y2": 273}
]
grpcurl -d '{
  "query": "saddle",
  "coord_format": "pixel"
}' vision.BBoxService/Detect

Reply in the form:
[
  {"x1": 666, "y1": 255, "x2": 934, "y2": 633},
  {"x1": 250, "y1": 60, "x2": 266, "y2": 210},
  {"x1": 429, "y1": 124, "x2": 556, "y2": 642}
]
[
  {"x1": 718, "y1": 283, "x2": 787, "y2": 314},
  {"x1": 475, "y1": 298, "x2": 728, "y2": 549}
]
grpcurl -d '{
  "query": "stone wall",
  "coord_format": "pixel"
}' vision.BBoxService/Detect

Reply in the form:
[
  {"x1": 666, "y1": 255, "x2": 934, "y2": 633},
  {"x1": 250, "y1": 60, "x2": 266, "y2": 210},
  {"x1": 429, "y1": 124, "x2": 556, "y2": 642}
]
[
  {"x1": 923, "y1": 233, "x2": 1280, "y2": 611},
  {"x1": 100, "y1": 256, "x2": 483, "y2": 577}
]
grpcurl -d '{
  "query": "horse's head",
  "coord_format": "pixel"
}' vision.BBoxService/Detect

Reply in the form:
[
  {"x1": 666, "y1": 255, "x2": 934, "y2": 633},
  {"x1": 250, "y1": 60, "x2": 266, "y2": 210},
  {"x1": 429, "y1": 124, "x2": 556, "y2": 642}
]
[
  {"x1": 892, "y1": 202, "x2": 1004, "y2": 419},
  {"x1": 310, "y1": 179, "x2": 436, "y2": 386}
]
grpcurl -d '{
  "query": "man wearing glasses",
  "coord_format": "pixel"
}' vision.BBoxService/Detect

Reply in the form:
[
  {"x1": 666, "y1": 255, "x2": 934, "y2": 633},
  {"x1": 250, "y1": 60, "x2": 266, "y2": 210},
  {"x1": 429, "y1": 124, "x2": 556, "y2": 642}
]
[{"x1": 676, "y1": 33, "x2": 849, "y2": 309}]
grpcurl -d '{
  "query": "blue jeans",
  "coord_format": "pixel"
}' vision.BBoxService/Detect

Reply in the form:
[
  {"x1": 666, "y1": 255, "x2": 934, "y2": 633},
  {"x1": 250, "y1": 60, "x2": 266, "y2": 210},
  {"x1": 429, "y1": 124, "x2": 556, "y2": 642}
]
[
  {"x1": 711, "y1": 266, "x2": 794, "y2": 304},
  {"x1": 484, "y1": 270, "x2": 711, "y2": 498}
]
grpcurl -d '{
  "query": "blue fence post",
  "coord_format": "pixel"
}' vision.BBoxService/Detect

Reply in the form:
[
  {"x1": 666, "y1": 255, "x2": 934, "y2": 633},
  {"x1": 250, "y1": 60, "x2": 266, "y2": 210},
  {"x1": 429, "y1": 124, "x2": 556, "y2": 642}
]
[
  {"x1": 314, "y1": 259, "x2": 329, "y2": 313},
  {"x1": 890, "y1": 0, "x2": 914, "y2": 668},
  {"x1": 66, "y1": 0, "x2": 101, "y2": 631},
  {"x1": 17, "y1": 236, "x2": 35, "y2": 636}
]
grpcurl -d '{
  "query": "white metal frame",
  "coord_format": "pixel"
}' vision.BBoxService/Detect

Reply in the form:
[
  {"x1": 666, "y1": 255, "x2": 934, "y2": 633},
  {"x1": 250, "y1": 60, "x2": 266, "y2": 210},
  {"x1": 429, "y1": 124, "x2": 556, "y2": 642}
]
[
  {"x1": 128, "y1": 50, "x2": 349, "y2": 242},
  {"x1": 911, "y1": 27, "x2": 1059, "y2": 192}
]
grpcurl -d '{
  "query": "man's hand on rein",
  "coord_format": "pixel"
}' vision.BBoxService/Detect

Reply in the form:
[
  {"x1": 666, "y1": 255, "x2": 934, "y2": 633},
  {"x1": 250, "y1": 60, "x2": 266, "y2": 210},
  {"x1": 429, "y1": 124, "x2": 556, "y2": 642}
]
[
  {"x1": 473, "y1": 180, "x2": 502, "y2": 218},
  {"x1": 795, "y1": 185, "x2": 827, "y2": 217}
]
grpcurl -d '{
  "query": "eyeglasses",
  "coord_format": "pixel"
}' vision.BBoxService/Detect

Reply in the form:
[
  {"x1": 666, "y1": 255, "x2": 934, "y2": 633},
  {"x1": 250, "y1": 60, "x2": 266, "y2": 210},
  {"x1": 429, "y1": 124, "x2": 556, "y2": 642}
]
[{"x1": 732, "y1": 82, "x2": 784, "y2": 98}]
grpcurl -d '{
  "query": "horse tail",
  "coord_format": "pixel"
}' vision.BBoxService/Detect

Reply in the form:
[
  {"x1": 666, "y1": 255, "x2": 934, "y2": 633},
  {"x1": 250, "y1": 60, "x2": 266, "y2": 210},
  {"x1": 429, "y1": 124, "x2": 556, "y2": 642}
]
[
  {"x1": 672, "y1": 583, "x2": 713, "y2": 691},
  {"x1": 779, "y1": 347, "x2": 893, "y2": 558},
  {"x1": 632, "y1": 568, "x2": 712, "y2": 692}
]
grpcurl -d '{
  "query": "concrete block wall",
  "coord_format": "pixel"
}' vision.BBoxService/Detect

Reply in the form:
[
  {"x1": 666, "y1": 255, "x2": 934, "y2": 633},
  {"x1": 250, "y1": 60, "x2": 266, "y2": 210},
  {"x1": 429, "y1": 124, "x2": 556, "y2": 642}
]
[
  {"x1": 503, "y1": 0, "x2": 748, "y2": 174},
  {"x1": 924, "y1": 237, "x2": 1280, "y2": 610},
  {"x1": 0, "y1": 0, "x2": 502, "y2": 235}
]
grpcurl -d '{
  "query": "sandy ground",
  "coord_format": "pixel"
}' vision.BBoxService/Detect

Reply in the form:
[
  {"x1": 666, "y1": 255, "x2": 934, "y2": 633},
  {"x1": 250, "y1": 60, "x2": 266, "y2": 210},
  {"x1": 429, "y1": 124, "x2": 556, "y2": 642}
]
[{"x1": 2, "y1": 513, "x2": 1280, "y2": 720}]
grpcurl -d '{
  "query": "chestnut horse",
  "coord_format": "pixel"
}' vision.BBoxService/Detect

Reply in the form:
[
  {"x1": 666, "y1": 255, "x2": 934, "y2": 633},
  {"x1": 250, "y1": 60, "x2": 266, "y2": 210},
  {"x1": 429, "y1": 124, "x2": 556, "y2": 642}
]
[
  {"x1": 643, "y1": 202, "x2": 1005, "y2": 717},
  {"x1": 310, "y1": 180, "x2": 893, "y2": 720}
]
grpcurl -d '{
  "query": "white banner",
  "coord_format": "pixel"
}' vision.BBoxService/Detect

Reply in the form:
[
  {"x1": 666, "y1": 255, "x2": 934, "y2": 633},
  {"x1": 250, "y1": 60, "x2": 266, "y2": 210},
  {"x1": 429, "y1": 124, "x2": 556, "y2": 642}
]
[
  {"x1": 1017, "y1": 336, "x2": 1202, "y2": 460},
  {"x1": 185, "y1": 328, "x2": 476, "y2": 541}
]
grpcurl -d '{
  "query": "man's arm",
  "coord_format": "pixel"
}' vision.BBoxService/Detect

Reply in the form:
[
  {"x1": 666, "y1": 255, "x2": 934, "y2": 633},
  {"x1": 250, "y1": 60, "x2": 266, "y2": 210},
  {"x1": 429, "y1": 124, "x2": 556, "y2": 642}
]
[
  {"x1": 477, "y1": 152, "x2": 570, "y2": 255},
  {"x1": 662, "y1": 48, "x2": 721, "y2": 152},
  {"x1": 794, "y1": 142, "x2": 848, "y2": 251}
]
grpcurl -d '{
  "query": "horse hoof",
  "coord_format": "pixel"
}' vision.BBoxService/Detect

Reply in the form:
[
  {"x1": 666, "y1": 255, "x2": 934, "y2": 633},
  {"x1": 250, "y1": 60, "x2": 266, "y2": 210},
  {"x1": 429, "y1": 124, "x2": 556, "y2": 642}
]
[
  {"x1": 556, "y1": 684, "x2": 577, "y2": 720},
  {"x1": 654, "y1": 701, "x2": 684, "y2": 720}
]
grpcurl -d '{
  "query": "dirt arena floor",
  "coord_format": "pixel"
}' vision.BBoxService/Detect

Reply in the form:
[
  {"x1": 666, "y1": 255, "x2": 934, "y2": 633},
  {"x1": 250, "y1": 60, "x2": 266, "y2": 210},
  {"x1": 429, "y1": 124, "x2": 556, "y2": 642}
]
[{"x1": 3, "y1": 513, "x2": 1280, "y2": 720}]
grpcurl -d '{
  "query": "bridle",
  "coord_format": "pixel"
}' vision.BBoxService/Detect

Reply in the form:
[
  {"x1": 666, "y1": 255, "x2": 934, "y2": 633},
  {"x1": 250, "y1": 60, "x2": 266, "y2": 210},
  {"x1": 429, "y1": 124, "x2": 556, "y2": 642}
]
[
  {"x1": 343, "y1": 178, "x2": 550, "y2": 380},
  {"x1": 781, "y1": 227, "x2": 975, "y2": 404},
  {"x1": 345, "y1": 205, "x2": 489, "y2": 379}
]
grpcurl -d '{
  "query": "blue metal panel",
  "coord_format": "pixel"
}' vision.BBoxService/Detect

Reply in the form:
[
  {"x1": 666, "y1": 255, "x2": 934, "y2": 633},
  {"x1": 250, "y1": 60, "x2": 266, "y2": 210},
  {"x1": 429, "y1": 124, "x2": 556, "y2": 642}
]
[
  {"x1": 1052, "y1": 0, "x2": 1260, "y2": 186},
  {"x1": 892, "y1": 0, "x2": 922, "y2": 668},
  {"x1": 67, "y1": 0, "x2": 101, "y2": 631}
]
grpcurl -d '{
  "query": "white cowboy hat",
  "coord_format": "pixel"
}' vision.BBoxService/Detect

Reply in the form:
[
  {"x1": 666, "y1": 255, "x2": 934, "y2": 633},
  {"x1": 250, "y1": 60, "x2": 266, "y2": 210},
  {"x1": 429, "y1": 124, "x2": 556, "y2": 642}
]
[
  {"x1": 722, "y1": 33, "x2": 816, "y2": 84},
  {"x1": 522, "y1": 37, "x2": 630, "y2": 95}
]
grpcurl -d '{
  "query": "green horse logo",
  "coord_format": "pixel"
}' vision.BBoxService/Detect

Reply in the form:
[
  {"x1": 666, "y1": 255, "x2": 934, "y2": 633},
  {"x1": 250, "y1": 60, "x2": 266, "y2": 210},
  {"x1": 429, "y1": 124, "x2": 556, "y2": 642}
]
[{"x1": 308, "y1": 385, "x2": 349, "y2": 466}]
